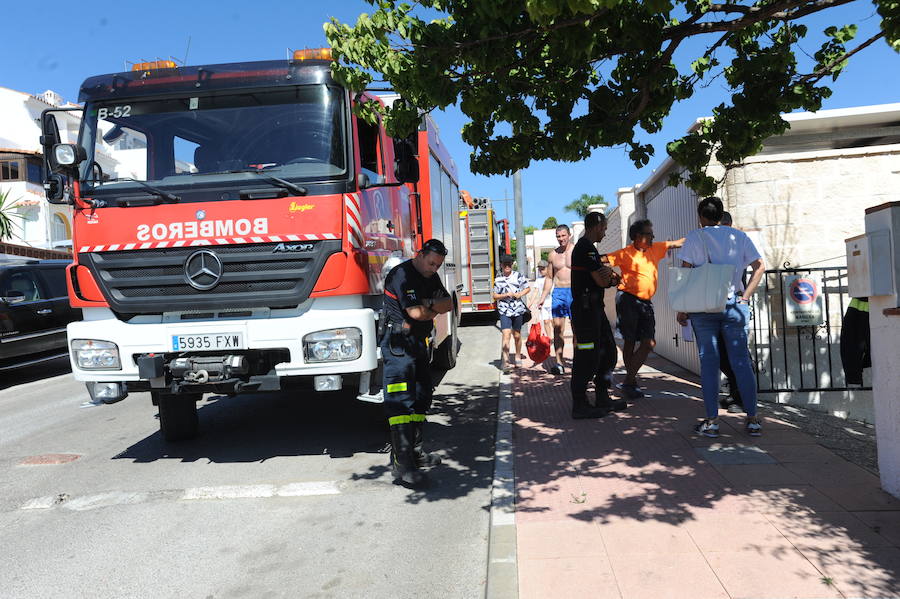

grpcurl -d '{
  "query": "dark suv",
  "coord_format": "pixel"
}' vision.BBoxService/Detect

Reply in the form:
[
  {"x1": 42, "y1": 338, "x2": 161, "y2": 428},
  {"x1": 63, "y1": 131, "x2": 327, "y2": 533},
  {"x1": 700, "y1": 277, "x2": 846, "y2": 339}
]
[{"x1": 0, "y1": 259, "x2": 81, "y2": 371}]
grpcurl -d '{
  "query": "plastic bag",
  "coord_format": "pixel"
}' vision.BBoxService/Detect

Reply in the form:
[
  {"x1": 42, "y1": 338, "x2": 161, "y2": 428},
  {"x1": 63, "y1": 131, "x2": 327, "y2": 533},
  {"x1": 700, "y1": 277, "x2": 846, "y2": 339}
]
[{"x1": 525, "y1": 322, "x2": 551, "y2": 364}]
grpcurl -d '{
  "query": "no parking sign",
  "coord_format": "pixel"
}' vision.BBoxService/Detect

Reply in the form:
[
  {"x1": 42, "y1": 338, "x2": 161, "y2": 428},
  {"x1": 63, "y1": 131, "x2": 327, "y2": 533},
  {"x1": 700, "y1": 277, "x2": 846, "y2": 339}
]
[{"x1": 783, "y1": 274, "x2": 824, "y2": 326}]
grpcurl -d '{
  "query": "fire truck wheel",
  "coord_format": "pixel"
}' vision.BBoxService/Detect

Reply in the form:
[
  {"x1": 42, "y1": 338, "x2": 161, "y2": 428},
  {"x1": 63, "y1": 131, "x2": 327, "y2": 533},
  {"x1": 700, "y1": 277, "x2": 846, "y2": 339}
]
[{"x1": 155, "y1": 392, "x2": 200, "y2": 442}]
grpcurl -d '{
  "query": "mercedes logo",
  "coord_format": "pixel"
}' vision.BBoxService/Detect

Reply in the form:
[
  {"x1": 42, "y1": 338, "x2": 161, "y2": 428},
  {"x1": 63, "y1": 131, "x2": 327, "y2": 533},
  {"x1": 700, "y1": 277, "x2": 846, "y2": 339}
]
[
  {"x1": 196, "y1": 209, "x2": 206, "y2": 220},
  {"x1": 184, "y1": 250, "x2": 223, "y2": 290}
]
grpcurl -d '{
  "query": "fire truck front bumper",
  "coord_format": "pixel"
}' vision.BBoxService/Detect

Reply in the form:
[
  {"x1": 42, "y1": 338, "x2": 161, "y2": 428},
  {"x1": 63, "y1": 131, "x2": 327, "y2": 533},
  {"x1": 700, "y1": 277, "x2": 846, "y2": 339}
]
[{"x1": 67, "y1": 306, "x2": 379, "y2": 393}]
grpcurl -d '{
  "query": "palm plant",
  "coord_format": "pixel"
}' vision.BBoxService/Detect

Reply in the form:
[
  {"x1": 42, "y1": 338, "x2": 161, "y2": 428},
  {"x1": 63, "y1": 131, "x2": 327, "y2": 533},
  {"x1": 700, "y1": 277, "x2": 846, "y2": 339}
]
[{"x1": 0, "y1": 188, "x2": 23, "y2": 241}]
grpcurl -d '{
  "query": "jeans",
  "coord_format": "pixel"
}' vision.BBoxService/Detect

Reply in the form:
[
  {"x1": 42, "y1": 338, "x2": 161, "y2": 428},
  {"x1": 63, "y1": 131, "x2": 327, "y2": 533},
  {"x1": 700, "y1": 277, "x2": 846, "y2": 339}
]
[{"x1": 690, "y1": 300, "x2": 757, "y2": 419}]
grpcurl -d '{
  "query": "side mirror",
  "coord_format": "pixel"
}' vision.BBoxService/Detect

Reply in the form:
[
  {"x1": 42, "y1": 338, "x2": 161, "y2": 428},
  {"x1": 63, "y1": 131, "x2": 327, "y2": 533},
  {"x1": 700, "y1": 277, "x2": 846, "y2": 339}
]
[
  {"x1": 1, "y1": 290, "x2": 26, "y2": 305},
  {"x1": 44, "y1": 173, "x2": 68, "y2": 204},
  {"x1": 357, "y1": 172, "x2": 370, "y2": 190},
  {"x1": 393, "y1": 139, "x2": 419, "y2": 184},
  {"x1": 40, "y1": 112, "x2": 61, "y2": 164}
]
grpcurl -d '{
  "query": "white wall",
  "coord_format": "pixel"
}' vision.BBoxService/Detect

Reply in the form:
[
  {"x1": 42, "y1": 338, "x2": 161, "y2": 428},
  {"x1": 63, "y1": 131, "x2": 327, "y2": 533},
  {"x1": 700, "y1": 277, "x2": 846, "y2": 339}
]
[
  {"x1": 866, "y1": 203, "x2": 900, "y2": 497},
  {"x1": 0, "y1": 87, "x2": 77, "y2": 249}
]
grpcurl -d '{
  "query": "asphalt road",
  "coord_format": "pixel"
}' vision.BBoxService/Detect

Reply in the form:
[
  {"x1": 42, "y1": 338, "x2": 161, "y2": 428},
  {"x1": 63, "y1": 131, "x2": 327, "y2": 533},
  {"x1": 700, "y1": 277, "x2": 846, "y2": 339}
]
[{"x1": 0, "y1": 318, "x2": 500, "y2": 599}]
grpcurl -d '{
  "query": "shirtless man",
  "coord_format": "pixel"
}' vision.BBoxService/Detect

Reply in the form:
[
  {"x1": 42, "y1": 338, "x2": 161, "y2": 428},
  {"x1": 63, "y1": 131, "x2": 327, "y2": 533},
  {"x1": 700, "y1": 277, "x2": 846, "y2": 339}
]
[{"x1": 537, "y1": 225, "x2": 575, "y2": 375}]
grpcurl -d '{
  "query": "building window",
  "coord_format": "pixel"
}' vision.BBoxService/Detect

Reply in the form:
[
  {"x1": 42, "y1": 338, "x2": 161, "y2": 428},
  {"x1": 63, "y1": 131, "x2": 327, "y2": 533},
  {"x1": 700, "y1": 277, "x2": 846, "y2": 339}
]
[
  {"x1": 51, "y1": 213, "x2": 70, "y2": 243},
  {"x1": 26, "y1": 161, "x2": 43, "y2": 184},
  {"x1": 0, "y1": 160, "x2": 21, "y2": 181}
]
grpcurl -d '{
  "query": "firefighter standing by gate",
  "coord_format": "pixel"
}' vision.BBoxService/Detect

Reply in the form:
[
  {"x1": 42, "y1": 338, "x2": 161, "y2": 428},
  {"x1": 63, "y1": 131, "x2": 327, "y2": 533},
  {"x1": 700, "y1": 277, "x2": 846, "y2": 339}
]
[
  {"x1": 568, "y1": 212, "x2": 628, "y2": 419},
  {"x1": 381, "y1": 239, "x2": 452, "y2": 486}
]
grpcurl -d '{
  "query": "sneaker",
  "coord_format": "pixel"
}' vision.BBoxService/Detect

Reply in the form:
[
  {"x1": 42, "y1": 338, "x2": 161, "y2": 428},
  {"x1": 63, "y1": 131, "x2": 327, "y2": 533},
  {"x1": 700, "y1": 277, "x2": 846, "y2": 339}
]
[
  {"x1": 746, "y1": 418, "x2": 762, "y2": 437},
  {"x1": 726, "y1": 403, "x2": 744, "y2": 414},
  {"x1": 549, "y1": 364, "x2": 561, "y2": 375},
  {"x1": 616, "y1": 383, "x2": 644, "y2": 399},
  {"x1": 693, "y1": 419, "x2": 720, "y2": 438}
]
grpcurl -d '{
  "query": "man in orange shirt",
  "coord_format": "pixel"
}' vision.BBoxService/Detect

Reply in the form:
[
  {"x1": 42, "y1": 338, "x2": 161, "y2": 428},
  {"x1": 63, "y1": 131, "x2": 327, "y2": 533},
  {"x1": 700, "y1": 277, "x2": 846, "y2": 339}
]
[{"x1": 606, "y1": 220, "x2": 684, "y2": 399}]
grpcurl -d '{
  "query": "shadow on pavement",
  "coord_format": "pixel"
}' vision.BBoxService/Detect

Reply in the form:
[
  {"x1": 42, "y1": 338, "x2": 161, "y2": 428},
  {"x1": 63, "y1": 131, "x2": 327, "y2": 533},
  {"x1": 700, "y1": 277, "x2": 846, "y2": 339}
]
[
  {"x1": 512, "y1": 351, "x2": 900, "y2": 597},
  {"x1": 113, "y1": 363, "x2": 498, "y2": 505},
  {"x1": 0, "y1": 356, "x2": 72, "y2": 391}
]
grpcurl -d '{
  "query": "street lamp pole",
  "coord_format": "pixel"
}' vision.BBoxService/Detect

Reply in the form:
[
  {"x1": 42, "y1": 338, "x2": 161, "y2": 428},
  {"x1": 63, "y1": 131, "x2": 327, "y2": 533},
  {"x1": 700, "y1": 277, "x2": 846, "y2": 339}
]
[{"x1": 514, "y1": 170, "x2": 525, "y2": 275}]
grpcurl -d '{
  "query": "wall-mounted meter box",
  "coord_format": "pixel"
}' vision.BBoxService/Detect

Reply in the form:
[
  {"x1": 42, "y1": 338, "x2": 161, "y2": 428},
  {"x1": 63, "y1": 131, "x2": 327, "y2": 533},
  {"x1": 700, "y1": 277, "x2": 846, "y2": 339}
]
[
  {"x1": 862, "y1": 201, "x2": 900, "y2": 299},
  {"x1": 846, "y1": 234, "x2": 871, "y2": 298}
]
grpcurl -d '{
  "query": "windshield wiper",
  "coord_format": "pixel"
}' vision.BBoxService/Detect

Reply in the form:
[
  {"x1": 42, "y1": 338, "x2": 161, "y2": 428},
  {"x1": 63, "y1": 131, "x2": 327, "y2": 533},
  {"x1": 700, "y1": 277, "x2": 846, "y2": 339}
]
[
  {"x1": 257, "y1": 175, "x2": 307, "y2": 196},
  {"x1": 93, "y1": 177, "x2": 181, "y2": 203},
  {"x1": 192, "y1": 168, "x2": 308, "y2": 197}
]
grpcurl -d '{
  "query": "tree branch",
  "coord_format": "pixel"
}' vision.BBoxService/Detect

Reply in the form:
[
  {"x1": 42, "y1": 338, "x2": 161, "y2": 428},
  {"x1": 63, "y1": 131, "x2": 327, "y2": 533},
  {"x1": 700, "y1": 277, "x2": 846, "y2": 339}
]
[
  {"x1": 798, "y1": 31, "x2": 886, "y2": 83},
  {"x1": 664, "y1": 0, "x2": 857, "y2": 39}
]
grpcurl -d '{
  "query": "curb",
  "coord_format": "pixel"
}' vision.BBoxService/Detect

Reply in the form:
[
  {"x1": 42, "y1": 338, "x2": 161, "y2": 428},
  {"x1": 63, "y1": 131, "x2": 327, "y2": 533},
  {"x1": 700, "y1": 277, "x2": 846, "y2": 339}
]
[{"x1": 485, "y1": 369, "x2": 518, "y2": 599}]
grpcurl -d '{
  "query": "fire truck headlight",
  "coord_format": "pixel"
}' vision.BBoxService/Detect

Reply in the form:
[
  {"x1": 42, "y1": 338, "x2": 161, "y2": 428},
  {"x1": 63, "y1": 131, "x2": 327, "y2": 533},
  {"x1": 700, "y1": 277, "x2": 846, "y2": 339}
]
[
  {"x1": 303, "y1": 328, "x2": 362, "y2": 363},
  {"x1": 71, "y1": 339, "x2": 122, "y2": 370}
]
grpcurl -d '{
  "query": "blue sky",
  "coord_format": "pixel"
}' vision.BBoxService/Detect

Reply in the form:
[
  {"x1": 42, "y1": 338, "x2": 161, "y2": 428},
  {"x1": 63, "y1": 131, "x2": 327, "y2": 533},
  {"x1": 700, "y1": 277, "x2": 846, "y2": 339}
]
[{"x1": 4, "y1": 1, "x2": 897, "y2": 228}]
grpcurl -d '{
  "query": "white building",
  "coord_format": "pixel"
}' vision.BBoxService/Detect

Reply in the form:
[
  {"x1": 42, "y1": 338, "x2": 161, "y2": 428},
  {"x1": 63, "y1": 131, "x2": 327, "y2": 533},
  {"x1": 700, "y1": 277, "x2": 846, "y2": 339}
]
[
  {"x1": 602, "y1": 103, "x2": 900, "y2": 422},
  {"x1": 0, "y1": 87, "x2": 81, "y2": 250}
]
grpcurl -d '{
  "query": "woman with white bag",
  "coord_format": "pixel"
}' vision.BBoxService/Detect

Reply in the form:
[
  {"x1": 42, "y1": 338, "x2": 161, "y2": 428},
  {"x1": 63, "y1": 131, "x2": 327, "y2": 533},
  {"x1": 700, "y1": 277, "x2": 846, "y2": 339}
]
[{"x1": 674, "y1": 197, "x2": 765, "y2": 438}]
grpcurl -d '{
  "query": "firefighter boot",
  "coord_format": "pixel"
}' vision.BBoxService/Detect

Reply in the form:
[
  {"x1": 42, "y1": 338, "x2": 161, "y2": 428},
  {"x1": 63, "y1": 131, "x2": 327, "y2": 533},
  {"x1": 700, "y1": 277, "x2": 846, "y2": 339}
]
[
  {"x1": 597, "y1": 388, "x2": 627, "y2": 412},
  {"x1": 572, "y1": 393, "x2": 609, "y2": 419},
  {"x1": 413, "y1": 421, "x2": 442, "y2": 467},
  {"x1": 389, "y1": 423, "x2": 427, "y2": 487}
]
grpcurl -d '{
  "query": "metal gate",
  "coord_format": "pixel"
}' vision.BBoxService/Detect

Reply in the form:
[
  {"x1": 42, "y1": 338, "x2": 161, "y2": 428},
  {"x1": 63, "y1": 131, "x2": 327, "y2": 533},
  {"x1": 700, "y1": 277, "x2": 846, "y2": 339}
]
[
  {"x1": 750, "y1": 266, "x2": 869, "y2": 392},
  {"x1": 644, "y1": 179, "x2": 701, "y2": 374}
]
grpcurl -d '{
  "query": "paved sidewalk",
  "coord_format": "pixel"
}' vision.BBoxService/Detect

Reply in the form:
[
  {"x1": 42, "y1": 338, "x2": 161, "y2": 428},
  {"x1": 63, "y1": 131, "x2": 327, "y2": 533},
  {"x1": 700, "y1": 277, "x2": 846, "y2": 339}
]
[{"x1": 511, "y1": 348, "x2": 900, "y2": 599}]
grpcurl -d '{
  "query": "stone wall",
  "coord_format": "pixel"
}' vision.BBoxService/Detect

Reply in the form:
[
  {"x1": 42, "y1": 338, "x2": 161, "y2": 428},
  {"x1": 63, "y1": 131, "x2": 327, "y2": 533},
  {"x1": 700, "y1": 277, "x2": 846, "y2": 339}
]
[{"x1": 723, "y1": 147, "x2": 900, "y2": 269}]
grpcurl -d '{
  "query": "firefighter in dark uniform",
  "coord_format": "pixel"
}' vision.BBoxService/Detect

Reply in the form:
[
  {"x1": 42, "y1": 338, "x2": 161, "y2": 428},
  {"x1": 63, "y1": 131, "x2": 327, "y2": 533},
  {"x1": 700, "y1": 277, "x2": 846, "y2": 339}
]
[
  {"x1": 569, "y1": 211, "x2": 628, "y2": 419},
  {"x1": 381, "y1": 239, "x2": 452, "y2": 486}
]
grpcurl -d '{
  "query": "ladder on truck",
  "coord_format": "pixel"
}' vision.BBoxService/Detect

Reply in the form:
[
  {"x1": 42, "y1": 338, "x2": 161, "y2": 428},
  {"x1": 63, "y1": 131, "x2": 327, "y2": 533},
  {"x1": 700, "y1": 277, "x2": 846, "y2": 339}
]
[{"x1": 467, "y1": 207, "x2": 496, "y2": 309}]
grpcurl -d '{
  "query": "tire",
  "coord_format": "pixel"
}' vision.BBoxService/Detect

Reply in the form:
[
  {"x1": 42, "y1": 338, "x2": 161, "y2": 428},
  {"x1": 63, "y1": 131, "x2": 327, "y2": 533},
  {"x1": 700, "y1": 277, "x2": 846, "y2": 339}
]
[
  {"x1": 433, "y1": 313, "x2": 458, "y2": 370},
  {"x1": 155, "y1": 391, "x2": 200, "y2": 442}
]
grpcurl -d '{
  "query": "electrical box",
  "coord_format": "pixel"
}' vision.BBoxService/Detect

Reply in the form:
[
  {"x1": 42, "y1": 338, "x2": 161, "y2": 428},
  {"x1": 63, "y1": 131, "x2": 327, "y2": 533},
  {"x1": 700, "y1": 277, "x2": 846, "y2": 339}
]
[
  {"x1": 846, "y1": 234, "x2": 872, "y2": 297},
  {"x1": 846, "y1": 231, "x2": 894, "y2": 298},
  {"x1": 847, "y1": 202, "x2": 900, "y2": 297}
]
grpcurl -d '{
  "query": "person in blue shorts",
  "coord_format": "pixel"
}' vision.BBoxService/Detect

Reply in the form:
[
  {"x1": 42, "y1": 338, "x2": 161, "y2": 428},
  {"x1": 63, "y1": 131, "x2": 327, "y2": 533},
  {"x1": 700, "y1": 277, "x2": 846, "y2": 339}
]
[{"x1": 537, "y1": 225, "x2": 575, "y2": 375}]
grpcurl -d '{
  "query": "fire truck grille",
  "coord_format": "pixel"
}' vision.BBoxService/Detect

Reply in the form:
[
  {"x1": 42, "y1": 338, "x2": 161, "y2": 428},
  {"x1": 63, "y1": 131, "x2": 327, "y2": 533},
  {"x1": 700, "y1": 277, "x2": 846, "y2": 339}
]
[{"x1": 79, "y1": 240, "x2": 342, "y2": 315}]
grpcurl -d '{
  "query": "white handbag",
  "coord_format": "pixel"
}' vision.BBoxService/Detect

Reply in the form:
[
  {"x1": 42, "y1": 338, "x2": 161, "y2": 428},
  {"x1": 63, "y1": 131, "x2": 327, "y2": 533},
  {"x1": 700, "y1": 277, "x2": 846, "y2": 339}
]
[{"x1": 667, "y1": 231, "x2": 734, "y2": 313}]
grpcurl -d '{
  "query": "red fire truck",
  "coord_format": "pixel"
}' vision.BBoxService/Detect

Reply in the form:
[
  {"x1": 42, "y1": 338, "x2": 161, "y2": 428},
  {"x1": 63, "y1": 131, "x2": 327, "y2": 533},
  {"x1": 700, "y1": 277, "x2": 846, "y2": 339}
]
[
  {"x1": 40, "y1": 50, "x2": 460, "y2": 440},
  {"x1": 457, "y1": 191, "x2": 510, "y2": 317}
]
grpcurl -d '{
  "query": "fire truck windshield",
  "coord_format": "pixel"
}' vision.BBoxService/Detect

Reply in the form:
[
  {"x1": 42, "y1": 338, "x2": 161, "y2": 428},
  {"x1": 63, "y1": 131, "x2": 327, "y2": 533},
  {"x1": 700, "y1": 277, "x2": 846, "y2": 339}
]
[{"x1": 79, "y1": 84, "x2": 347, "y2": 197}]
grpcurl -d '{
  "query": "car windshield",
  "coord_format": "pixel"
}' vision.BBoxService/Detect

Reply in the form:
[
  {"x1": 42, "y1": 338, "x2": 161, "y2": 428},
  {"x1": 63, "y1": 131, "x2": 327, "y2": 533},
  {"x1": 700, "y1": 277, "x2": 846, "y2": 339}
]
[{"x1": 79, "y1": 84, "x2": 347, "y2": 195}]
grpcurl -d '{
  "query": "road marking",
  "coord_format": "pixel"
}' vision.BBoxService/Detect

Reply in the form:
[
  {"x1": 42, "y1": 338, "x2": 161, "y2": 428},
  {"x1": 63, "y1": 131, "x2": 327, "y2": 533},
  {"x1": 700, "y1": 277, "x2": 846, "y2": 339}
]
[
  {"x1": 65, "y1": 491, "x2": 149, "y2": 511},
  {"x1": 19, "y1": 481, "x2": 342, "y2": 511},
  {"x1": 183, "y1": 484, "x2": 277, "y2": 500},
  {"x1": 276, "y1": 481, "x2": 341, "y2": 496}
]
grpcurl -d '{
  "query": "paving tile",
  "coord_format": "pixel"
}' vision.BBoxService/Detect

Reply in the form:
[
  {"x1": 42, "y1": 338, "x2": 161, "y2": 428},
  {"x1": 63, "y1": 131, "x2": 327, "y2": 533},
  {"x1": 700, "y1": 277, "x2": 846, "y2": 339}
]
[
  {"x1": 518, "y1": 556, "x2": 621, "y2": 599},
  {"x1": 516, "y1": 475, "x2": 591, "y2": 523},
  {"x1": 599, "y1": 519, "x2": 699, "y2": 555},
  {"x1": 704, "y1": 549, "x2": 844, "y2": 599},
  {"x1": 815, "y1": 485, "x2": 900, "y2": 512},
  {"x1": 517, "y1": 519, "x2": 607, "y2": 560},
  {"x1": 684, "y1": 512, "x2": 793, "y2": 553},
  {"x1": 736, "y1": 485, "x2": 847, "y2": 514},
  {"x1": 766, "y1": 511, "x2": 894, "y2": 552},
  {"x1": 749, "y1": 429, "x2": 819, "y2": 445},
  {"x1": 852, "y1": 511, "x2": 900, "y2": 547},
  {"x1": 782, "y1": 459, "x2": 882, "y2": 488},
  {"x1": 803, "y1": 546, "x2": 900, "y2": 599},
  {"x1": 760, "y1": 443, "x2": 846, "y2": 464},
  {"x1": 606, "y1": 551, "x2": 729, "y2": 599},
  {"x1": 695, "y1": 443, "x2": 776, "y2": 465},
  {"x1": 713, "y1": 463, "x2": 807, "y2": 487}
]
